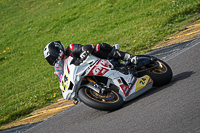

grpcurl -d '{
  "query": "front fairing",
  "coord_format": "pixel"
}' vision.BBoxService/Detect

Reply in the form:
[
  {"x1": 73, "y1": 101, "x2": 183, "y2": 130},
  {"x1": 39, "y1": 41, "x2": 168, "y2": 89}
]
[
  {"x1": 60, "y1": 57, "x2": 75, "y2": 99},
  {"x1": 60, "y1": 56, "x2": 100, "y2": 99}
]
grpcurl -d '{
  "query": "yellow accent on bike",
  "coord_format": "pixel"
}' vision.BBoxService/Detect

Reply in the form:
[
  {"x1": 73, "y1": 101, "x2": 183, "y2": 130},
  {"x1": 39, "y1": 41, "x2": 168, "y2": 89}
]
[
  {"x1": 135, "y1": 75, "x2": 151, "y2": 92},
  {"x1": 60, "y1": 72, "x2": 70, "y2": 91}
]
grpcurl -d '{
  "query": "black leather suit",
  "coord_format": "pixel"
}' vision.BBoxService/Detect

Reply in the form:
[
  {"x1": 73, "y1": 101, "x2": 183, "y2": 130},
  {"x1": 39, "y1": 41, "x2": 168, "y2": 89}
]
[{"x1": 54, "y1": 43, "x2": 128, "y2": 81}]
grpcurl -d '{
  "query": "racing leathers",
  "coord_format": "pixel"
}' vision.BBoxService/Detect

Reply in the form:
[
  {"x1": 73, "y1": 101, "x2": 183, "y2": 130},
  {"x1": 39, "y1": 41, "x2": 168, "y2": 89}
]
[{"x1": 54, "y1": 43, "x2": 137, "y2": 81}]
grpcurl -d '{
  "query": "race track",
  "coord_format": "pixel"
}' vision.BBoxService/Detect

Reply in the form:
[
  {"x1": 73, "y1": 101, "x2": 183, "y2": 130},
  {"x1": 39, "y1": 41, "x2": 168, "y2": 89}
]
[{"x1": 25, "y1": 39, "x2": 200, "y2": 133}]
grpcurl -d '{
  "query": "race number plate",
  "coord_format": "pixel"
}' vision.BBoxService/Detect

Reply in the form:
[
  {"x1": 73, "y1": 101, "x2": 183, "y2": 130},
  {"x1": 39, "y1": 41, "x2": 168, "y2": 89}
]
[
  {"x1": 60, "y1": 72, "x2": 70, "y2": 91},
  {"x1": 135, "y1": 75, "x2": 153, "y2": 92}
]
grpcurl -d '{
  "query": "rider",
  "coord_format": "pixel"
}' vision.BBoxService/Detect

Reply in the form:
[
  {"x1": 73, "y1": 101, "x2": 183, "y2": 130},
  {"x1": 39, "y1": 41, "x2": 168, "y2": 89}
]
[{"x1": 43, "y1": 41, "x2": 138, "y2": 81}]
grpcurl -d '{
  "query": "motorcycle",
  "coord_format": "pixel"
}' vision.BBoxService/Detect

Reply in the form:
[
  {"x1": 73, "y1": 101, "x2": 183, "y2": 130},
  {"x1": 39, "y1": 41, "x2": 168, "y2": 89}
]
[{"x1": 60, "y1": 54, "x2": 173, "y2": 111}]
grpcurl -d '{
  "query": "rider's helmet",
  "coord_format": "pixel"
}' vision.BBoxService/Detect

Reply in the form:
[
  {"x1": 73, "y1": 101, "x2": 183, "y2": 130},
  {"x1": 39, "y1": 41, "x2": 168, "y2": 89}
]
[{"x1": 44, "y1": 41, "x2": 65, "y2": 66}]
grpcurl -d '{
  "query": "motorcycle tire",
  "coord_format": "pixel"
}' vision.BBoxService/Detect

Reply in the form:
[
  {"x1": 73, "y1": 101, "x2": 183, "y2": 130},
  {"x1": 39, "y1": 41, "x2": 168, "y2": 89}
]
[
  {"x1": 138, "y1": 56, "x2": 173, "y2": 87},
  {"x1": 78, "y1": 86, "x2": 123, "y2": 111}
]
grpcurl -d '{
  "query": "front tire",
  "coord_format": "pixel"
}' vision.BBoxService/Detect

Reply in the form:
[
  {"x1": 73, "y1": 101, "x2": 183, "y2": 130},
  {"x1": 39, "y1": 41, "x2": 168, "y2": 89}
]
[{"x1": 78, "y1": 87, "x2": 123, "y2": 111}]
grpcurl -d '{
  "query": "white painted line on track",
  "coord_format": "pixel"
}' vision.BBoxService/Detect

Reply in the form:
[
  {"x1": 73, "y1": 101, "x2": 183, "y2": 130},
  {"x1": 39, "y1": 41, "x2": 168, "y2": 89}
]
[{"x1": 165, "y1": 39, "x2": 200, "y2": 61}]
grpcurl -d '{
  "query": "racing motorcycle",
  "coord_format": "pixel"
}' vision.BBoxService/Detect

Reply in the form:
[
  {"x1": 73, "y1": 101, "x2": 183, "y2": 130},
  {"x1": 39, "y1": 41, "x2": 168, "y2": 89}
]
[{"x1": 60, "y1": 53, "x2": 173, "y2": 111}]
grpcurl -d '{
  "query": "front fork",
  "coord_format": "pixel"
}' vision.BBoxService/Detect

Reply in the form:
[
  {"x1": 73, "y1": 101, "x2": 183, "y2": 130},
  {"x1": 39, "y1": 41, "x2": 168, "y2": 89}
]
[
  {"x1": 86, "y1": 77, "x2": 111, "y2": 95},
  {"x1": 73, "y1": 77, "x2": 112, "y2": 104},
  {"x1": 72, "y1": 77, "x2": 101, "y2": 105}
]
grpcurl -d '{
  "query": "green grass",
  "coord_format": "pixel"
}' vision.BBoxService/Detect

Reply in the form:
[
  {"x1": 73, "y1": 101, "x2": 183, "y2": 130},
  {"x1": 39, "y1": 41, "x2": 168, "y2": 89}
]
[{"x1": 0, "y1": 0, "x2": 199, "y2": 127}]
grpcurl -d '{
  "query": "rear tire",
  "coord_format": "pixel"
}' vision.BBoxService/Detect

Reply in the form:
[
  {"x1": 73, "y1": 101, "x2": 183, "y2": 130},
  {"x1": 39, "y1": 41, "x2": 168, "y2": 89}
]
[
  {"x1": 138, "y1": 58, "x2": 173, "y2": 87},
  {"x1": 78, "y1": 87, "x2": 123, "y2": 111}
]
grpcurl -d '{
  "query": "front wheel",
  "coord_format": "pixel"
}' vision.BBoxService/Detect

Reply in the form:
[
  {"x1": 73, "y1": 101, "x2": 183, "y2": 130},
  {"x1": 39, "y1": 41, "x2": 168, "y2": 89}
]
[
  {"x1": 78, "y1": 87, "x2": 123, "y2": 111},
  {"x1": 138, "y1": 58, "x2": 173, "y2": 87}
]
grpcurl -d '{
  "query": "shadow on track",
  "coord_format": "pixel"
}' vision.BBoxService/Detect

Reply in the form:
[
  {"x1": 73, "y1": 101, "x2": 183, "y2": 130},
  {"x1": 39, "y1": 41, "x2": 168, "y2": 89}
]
[{"x1": 123, "y1": 71, "x2": 195, "y2": 108}]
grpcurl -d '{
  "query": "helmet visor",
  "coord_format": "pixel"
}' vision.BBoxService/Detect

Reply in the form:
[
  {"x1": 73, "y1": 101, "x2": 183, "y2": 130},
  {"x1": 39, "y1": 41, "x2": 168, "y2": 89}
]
[{"x1": 46, "y1": 55, "x2": 58, "y2": 66}]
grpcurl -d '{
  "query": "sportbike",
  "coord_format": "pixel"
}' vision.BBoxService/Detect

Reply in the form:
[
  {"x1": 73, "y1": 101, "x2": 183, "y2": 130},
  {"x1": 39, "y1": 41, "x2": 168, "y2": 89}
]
[{"x1": 60, "y1": 53, "x2": 172, "y2": 111}]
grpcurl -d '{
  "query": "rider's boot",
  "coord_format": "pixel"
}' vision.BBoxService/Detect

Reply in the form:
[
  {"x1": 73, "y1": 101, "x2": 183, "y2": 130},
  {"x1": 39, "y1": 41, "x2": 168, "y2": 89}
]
[
  {"x1": 108, "y1": 45, "x2": 138, "y2": 64},
  {"x1": 123, "y1": 53, "x2": 138, "y2": 65}
]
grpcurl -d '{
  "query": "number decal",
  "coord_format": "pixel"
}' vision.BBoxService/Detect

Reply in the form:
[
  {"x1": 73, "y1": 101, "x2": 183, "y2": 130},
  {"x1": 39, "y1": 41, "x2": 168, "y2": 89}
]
[
  {"x1": 64, "y1": 75, "x2": 68, "y2": 82},
  {"x1": 60, "y1": 72, "x2": 70, "y2": 91},
  {"x1": 87, "y1": 59, "x2": 111, "y2": 76},
  {"x1": 139, "y1": 78, "x2": 146, "y2": 85},
  {"x1": 100, "y1": 60, "x2": 106, "y2": 65},
  {"x1": 135, "y1": 76, "x2": 152, "y2": 92},
  {"x1": 93, "y1": 66, "x2": 102, "y2": 75}
]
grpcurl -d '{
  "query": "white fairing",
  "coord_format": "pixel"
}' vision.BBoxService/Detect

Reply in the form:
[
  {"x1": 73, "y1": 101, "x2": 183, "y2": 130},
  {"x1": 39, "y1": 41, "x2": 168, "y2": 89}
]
[{"x1": 60, "y1": 55, "x2": 153, "y2": 102}]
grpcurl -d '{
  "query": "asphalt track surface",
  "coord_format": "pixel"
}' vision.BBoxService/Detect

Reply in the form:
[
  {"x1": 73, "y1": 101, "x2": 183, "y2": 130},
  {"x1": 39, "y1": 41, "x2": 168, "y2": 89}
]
[
  {"x1": 23, "y1": 39, "x2": 200, "y2": 133},
  {"x1": 3, "y1": 39, "x2": 200, "y2": 133}
]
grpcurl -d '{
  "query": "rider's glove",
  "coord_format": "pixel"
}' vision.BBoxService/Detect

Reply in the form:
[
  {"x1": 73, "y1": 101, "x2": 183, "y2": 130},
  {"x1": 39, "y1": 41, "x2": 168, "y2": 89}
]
[{"x1": 80, "y1": 51, "x2": 90, "y2": 61}]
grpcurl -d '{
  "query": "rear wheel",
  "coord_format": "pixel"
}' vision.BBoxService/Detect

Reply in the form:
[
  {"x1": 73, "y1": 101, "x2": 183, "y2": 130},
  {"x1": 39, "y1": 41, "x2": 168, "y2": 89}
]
[
  {"x1": 138, "y1": 57, "x2": 173, "y2": 87},
  {"x1": 78, "y1": 86, "x2": 123, "y2": 111}
]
